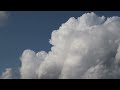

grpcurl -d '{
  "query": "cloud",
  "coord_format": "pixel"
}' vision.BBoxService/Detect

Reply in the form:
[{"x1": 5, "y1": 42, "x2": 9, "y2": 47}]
[
  {"x1": 20, "y1": 49, "x2": 47, "y2": 79},
  {"x1": 0, "y1": 11, "x2": 8, "y2": 26},
  {"x1": 37, "y1": 12, "x2": 120, "y2": 79},
  {"x1": 0, "y1": 68, "x2": 13, "y2": 79},
  {"x1": 2, "y1": 12, "x2": 120, "y2": 79}
]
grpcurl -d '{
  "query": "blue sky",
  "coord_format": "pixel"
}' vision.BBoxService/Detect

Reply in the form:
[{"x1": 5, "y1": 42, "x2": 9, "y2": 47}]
[{"x1": 0, "y1": 11, "x2": 120, "y2": 74}]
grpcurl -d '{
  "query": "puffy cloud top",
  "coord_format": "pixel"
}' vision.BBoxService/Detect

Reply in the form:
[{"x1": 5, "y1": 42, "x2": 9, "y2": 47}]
[
  {"x1": 2, "y1": 12, "x2": 120, "y2": 79},
  {"x1": 20, "y1": 49, "x2": 47, "y2": 79},
  {"x1": 21, "y1": 12, "x2": 120, "y2": 79}
]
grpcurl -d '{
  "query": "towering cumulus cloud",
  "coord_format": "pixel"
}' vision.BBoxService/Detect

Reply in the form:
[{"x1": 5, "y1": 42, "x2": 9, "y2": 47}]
[{"x1": 19, "y1": 12, "x2": 120, "y2": 79}]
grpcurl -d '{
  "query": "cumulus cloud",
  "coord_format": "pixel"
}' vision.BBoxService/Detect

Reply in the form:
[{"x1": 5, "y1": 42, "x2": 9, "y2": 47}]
[
  {"x1": 20, "y1": 49, "x2": 47, "y2": 79},
  {"x1": 0, "y1": 68, "x2": 13, "y2": 79},
  {"x1": 3, "y1": 12, "x2": 120, "y2": 79}
]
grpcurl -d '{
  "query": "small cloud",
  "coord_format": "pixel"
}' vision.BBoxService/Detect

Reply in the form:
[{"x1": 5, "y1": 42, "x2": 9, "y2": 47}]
[
  {"x1": 0, "y1": 68, "x2": 13, "y2": 79},
  {"x1": 0, "y1": 11, "x2": 8, "y2": 26}
]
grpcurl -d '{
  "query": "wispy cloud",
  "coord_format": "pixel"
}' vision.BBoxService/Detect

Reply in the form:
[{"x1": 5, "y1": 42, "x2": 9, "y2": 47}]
[
  {"x1": 0, "y1": 68, "x2": 13, "y2": 79},
  {"x1": 0, "y1": 11, "x2": 8, "y2": 26}
]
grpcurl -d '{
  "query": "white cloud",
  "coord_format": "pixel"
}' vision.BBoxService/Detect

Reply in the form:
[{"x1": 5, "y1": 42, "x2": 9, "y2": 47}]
[
  {"x1": 37, "y1": 12, "x2": 120, "y2": 79},
  {"x1": 20, "y1": 49, "x2": 47, "y2": 79},
  {"x1": 0, "y1": 68, "x2": 13, "y2": 79},
  {"x1": 3, "y1": 12, "x2": 120, "y2": 79}
]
